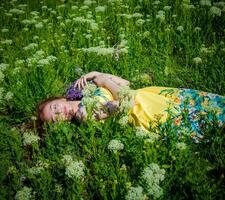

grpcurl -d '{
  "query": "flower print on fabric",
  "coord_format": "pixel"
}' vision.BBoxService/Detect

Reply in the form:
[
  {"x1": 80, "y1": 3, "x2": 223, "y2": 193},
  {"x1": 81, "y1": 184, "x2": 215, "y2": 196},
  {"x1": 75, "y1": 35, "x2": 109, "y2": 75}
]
[{"x1": 159, "y1": 88, "x2": 225, "y2": 143}]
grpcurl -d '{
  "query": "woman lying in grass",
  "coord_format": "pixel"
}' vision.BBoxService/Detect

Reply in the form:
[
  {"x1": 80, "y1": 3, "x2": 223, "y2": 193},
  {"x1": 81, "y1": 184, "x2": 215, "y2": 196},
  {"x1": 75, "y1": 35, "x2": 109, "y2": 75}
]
[{"x1": 37, "y1": 71, "x2": 225, "y2": 142}]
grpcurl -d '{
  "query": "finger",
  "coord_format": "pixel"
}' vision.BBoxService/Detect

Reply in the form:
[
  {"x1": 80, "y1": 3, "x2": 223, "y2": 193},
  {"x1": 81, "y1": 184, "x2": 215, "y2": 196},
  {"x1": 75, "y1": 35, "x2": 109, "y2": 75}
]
[
  {"x1": 77, "y1": 79, "x2": 80, "y2": 90},
  {"x1": 81, "y1": 77, "x2": 86, "y2": 89},
  {"x1": 83, "y1": 77, "x2": 87, "y2": 87},
  {"x1": 79, "y1": 76, "x2": 84, "y2": 89},
  {"x1": 74, "y1": 80, "x2": 78, "y2": 88},
  {"x1": 80, "y1": 77, "x2": 84, "y2": 89},
  {"x1": 74, "y1": 79, "x2": 81, "y2": 88}
]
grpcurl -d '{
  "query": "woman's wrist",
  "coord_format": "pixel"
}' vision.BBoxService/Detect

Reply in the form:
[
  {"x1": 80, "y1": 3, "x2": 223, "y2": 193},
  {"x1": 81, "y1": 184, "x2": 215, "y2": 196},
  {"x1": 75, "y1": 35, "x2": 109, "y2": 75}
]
[{"x1": 86, "y1": 71, "x2": 102, "y2": 81}]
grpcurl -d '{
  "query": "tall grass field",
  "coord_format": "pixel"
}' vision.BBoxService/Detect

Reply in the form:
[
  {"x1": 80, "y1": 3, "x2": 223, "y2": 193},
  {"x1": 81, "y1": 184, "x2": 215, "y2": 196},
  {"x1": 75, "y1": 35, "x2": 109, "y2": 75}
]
[{"x1": 0, "y1": 0, "x2": 225, "y2": 199}]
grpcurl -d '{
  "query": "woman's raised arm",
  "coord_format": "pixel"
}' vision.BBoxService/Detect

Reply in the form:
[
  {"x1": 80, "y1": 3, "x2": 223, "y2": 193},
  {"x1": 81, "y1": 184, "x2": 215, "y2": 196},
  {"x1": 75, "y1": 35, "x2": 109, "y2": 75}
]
[
  {"x1": 93, "y1": 75, "x2": 123, "y2": 100},
  {"x1": 75, "y1": 71, "x2": 130, "y2": 90}
]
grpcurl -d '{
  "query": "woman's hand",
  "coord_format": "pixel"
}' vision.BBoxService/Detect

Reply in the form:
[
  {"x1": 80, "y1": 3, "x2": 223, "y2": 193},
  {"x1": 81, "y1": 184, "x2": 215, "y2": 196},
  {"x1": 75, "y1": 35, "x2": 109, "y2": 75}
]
[{"x1": 74, "y1": 71, "x2": 102, "y2": 90}]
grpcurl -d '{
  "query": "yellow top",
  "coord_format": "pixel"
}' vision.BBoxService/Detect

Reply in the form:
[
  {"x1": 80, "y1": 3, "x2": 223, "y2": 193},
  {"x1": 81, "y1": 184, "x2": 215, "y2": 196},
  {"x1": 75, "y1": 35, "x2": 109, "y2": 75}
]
[{"x1": 94, "y1": 86, "x2": 180, "y2": 130}]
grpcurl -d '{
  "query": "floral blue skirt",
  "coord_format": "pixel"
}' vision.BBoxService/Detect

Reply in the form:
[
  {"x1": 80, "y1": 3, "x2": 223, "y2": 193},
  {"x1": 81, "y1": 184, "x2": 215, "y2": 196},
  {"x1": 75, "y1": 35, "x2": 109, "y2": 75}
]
[{"x1": 160, "y1": 88, "x2": 225, "y2": 143}]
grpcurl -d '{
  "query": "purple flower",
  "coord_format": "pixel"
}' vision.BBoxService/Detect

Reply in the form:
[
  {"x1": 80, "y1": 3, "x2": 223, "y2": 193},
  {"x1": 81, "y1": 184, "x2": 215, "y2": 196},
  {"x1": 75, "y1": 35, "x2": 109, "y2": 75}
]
[{"x1": 66, "y1": 80, "x2": 83, "y2": 100}]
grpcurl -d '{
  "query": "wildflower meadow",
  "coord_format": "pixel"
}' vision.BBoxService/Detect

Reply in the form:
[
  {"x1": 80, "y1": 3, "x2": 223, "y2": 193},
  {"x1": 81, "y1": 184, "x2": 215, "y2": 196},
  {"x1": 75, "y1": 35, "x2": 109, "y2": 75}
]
[{"x1": 1, "y1": 0, "x2": 225, "y2": 199}]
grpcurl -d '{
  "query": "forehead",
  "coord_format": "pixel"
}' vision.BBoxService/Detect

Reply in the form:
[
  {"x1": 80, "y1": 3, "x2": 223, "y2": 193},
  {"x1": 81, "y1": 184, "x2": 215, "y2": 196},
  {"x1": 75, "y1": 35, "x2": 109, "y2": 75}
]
[{"x1": 41, "y1": 99, "x2": 64, "y2": 122}]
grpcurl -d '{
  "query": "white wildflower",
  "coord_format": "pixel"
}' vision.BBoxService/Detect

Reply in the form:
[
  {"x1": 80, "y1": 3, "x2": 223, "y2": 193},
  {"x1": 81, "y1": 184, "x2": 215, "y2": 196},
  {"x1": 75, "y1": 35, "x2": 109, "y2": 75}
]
[
  {"x1": 1, "y1": 28, "x2": 9, "y2": 33},
  {"x1": 37, "y1": 59, "x2": 50, "y2": 66},
  {"x1": 156, "y1": 12, "x2": 165, "y2": 21},
  {"x1": 31, "y1": 116, "x2": 37, "y2": 121},
  {"x1": 82, "y1": 97, "x2": 99, "y2": 113},
  {"x1": 18, "y1": 4, "x2": 28, "y2": 9},
  {"x1": 135, "y1": 126, "x2": 149, "y2": 138},
  {"x1": 50, "y1": 10, "x2": 57, "y2": 15},
  {"x1": 15, "y1": 186, "x2": 32, "y2": 200},
  {"x1": 120, "y1": 164, "x2": 127, "y2": 171},
  {"x1": 209, "y1": 6, "x2": 221, "y2": 16},
  {"x1": 200, "y1": 45, "x2": 214, "y2": 54},
  {"x1": 30, "y1": 11, "x2": 39, "y2": 16},
  {"x1": 119, "y1": 99, "x2": 133, "y2": 113},
  {"x1": 119, "y1": 33, "x2": 126, "y2": 40},
  {"x1": 118, "y1": 86, "x2": 135, "y2": 99},
  {"x1": 23, "y1": 27, "x2": 29, "y2": 32},
  {"x1": 33, "y1": 35, "x2": 39, "y2": 40},
  {"x1": 5, "y1": 12, "x2": 13, "y2": 17},
  {"x1": 71, "y1": 5, "x2": 78, "y2": 10},
  {"x1": 82, "y1": 83, "x2": 97, "y2": 97},
  {"x1": 41, "y1": 5, "x2": 47, "y2": 10},
  {"x1": 5, "y1": 91, "x2": 14, "y2": 101},
  {"x1": 194, "y1": 27, "x2": 201, "y2": 32},
  {"x1": 145, "y1": 132, "x2": 160, "y2": 143},
  {"x1": 177, "y1": 25, "x2": 184, "y2": 32},
  {"x1": 23, "y1": 43, "x2": 38, "y2": 51},
  {"x1": 81, "y1": 46, "x2": 114, "y2": 55},
  {"x1": 199, "y1": 0, "x2": 211, "y2": 6},
  {"x1": 119, "y1": 47, "x2": 129, "y2": 54},
  {"x1": 13, "y1": 67, "x2": 21, "y2": 75},
  {"x1": 27, "y1": 166, "x2": 44, "y2": 175},
  {"x1": 46, "y1": 55, "x2": 57, "y2": 62},
  {"x1": 35, "y1": 22, "x2": 43, "y2": 29},
  {"x1": 85, "y1": 34, "x2": 92, "y2": 39},
  {"x1": 80, "y1": 5, "x2": 89, "y2": 10},
  {"x1": 65, "y1": 160, "x2": 85, "y2": 179},
  {"x1": 90, "y1": 22, "x2": 99, "y2": 31},
  {"x1": 34, "y1": 50, "x2": 45, "y2": 59},
  {"x1": 163, "y1": 5, "x2": 171, "y2": 11},
  {"x1": 57, "y1": 4, "x2": 66, "y2": 9},
  {"x1": 108, "y1": 139, "x2": 124, "y2": 153},
  {"x1": 73, "y1": 16, "x2": 86, "y2": 23},
  {"x1": 0, "y1": 71, "x2": 4, "y2": 82},
  {"x1": 9, "y1": 8, "x2": 24, "y2": 15},
  {"x1": 193, "y1": 57, "x2": 202, "y2": 64},
  {"x1": 7, "y1": 166, "x2": 17, "y2": 174},
  {"x1": 132, "y1": 13, "x2": 143, "y2": 18},
  {"x1": 153, "y1": 0, "x2": 161, "y2": 5},
  {"x1": 55, "y1": 184, "x2": 63, "y2": 193},
  {"x1": 23, "y1": 131, "x2": 40, "y2": 146},
  {"x1": 141, "y1": 163, "x2": 165, "y2": 198},
  {"x1": 95, "y1": 6, "x2": 106, "y2": 13},
  {"x1": 84, "y1": 0, "x2": 94, "y2": 6},
  {"x1": 143, "y1": 31, "x2": 150, "y2": 38},
  {"x1": 136, "y1": 19, "x2": 145, "y2": 26},
  {"x1": 125, "y1": 186, "x2": 146, "y2": 200},
  {"x1": 0, "y1": 87, "x2": 5, "y2": 101},
  {"x1": 123, "y1": 14, "x2": 133, "y2": 19},
  {"x1": 0, "y1": 63, "x2": 9, "y2": 71},
  {"x1": 61, "y1": 155, "x2": 73, "y2": 165},
  {"x1": 118, "y1": 39, "x2": 128, "y2": 48},
  {"x1": 60, "y1": 22, "x2": 65, "y2": 27},
  {"x1": 118, "y1": 115, "x2": 129, "y2": 126},
  {"x1": 65, "y1": 19, "x2": 71, "y2": 24},
  {"x1": 176, "y1": 142, "x2": 187, "y2": 150},
  {"x1": 1, "y1": 39, "x2": 13, "y2": 45}
]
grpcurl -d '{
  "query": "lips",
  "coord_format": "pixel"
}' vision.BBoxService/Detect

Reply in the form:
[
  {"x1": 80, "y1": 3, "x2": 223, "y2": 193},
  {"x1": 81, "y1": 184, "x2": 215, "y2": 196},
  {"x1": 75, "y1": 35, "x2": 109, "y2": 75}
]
[{"x1": 64, "y1": 106, "x2": 67, "y2": 115}]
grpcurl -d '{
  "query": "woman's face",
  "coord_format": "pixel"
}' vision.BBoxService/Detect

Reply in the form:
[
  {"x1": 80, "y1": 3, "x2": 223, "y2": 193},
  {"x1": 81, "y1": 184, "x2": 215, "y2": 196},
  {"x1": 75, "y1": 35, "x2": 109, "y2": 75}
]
[{"x1": 41, "y1": 98, "x2": 78, "y2": 122}]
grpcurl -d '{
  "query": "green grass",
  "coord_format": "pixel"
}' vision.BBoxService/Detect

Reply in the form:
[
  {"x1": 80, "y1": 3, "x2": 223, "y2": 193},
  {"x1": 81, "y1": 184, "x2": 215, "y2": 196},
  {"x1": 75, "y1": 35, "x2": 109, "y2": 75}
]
[{"x1": 0, "y1": 0, "x2": 225, "y2": 199}]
